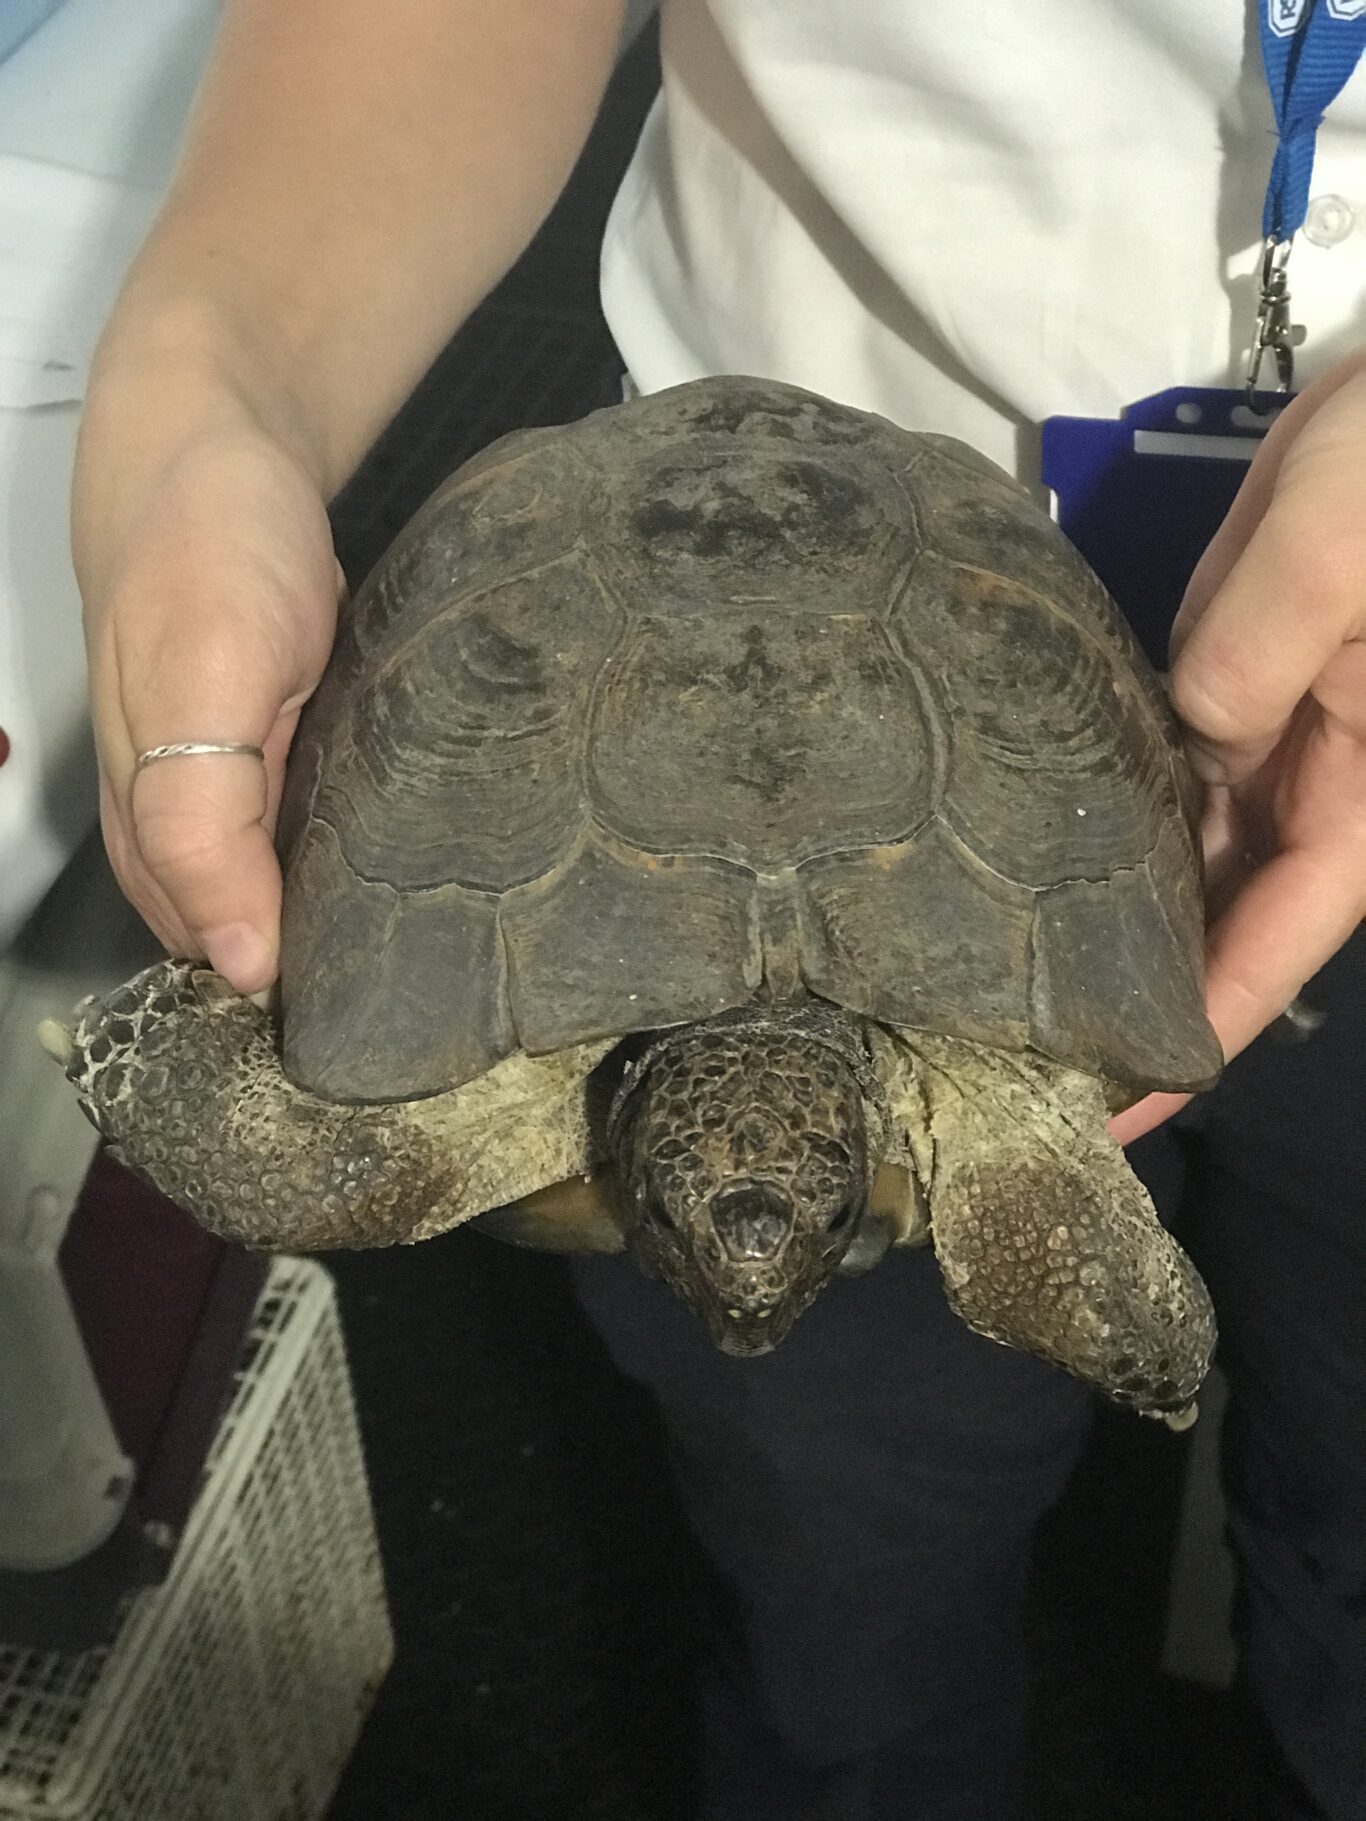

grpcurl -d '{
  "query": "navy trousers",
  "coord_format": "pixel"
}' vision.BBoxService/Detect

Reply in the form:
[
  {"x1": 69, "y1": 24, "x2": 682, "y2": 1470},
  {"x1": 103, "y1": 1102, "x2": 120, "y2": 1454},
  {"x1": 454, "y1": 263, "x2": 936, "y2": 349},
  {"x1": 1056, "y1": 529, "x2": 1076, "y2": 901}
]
[{"x1": 572, "y1": 933, "x2": 1366, "y2": 1821}]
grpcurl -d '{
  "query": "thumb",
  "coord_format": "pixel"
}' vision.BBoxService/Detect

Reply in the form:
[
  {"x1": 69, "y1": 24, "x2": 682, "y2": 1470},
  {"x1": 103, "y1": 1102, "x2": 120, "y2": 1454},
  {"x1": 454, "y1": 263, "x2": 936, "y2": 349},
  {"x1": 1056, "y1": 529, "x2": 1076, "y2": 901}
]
[
  {"x1": 122, "y1": 660, "x2": 305, "y2": 992},
  {"x1": 81, "y1": 419, "x2": 342, "y2": 988}
]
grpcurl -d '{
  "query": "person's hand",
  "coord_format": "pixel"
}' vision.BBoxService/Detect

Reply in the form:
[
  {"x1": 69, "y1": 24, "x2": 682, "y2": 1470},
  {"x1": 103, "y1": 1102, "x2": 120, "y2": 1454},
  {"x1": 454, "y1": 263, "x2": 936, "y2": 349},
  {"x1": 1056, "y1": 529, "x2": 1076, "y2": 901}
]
[
  {"x1": 1111, "y1": 350, "x2": 1366, "y2": 1145},
  {"x1": 74, "y1": 357, "x2": 341, "y2": 993},
  {"x1": 65, "y1": 0, "x2": 639, "y2": 996}
]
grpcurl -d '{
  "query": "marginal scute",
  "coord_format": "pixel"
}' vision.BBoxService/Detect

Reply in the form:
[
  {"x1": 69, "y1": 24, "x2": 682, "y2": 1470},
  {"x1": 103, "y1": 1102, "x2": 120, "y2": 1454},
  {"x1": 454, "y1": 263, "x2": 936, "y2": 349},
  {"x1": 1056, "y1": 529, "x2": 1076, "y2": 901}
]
[
  {"x1": 798, "y1": 819, "x2": 1033, "y2": 1047},
  {"x1": 1029, "y1": 820, "x2": 1223, "y2": 1095},
  {"x1": 499, "y1": 831, "x2": 758, "y2": 1054},
  {"x1": 274, "y1": 729, "x2": 323, "y2": 872},
  {"x1": 281, "y1": 820, "x2": 511, "y2": 1100}
]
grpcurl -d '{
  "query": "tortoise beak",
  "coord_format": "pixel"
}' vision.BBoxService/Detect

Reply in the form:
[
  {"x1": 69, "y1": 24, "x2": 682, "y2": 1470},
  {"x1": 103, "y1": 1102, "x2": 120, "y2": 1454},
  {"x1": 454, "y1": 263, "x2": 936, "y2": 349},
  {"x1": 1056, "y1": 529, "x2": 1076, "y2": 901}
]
[{"x1": 709, "y1": 1181, "x2": 793, "y2": 1262}]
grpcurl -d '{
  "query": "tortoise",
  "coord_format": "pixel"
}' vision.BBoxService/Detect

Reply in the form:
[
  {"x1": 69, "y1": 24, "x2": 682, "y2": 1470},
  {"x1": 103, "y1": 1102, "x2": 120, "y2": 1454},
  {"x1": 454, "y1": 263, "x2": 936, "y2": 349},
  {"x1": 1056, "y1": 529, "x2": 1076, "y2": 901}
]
[{"x1": 44, "y1": 377, "x2": 1223, "y2": 1421}]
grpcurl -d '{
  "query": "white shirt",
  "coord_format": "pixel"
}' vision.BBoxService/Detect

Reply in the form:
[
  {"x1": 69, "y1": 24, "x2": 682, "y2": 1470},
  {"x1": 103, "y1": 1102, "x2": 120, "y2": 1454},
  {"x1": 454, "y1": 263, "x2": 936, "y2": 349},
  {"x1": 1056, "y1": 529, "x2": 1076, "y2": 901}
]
[{"x1": 601, "y1": 0, "x2": 1366, "y2": 481}]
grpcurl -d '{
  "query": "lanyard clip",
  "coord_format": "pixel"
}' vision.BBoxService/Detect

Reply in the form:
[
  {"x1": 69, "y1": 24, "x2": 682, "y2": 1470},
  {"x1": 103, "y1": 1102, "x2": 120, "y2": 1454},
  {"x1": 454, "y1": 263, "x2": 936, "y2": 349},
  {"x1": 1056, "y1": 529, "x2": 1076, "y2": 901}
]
[{"x1": 1244, "y1": 235, "x2": 1305, "y2": 411}]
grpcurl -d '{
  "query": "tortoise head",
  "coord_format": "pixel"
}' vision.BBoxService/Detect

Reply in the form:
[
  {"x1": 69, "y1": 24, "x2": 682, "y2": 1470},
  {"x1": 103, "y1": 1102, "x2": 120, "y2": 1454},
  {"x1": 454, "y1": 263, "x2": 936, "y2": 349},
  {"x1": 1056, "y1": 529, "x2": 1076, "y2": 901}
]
[{"x1": 610, "y1": 1014, "x2": 879, "y2": 1354}]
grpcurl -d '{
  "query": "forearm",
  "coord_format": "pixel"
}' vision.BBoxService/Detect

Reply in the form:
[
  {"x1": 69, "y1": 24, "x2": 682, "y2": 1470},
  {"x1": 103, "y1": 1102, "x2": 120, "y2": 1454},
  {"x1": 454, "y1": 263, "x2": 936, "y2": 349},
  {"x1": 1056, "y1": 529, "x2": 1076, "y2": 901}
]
[{"x1": 87, "y1": 0, "x2": 625, "y2": 498}]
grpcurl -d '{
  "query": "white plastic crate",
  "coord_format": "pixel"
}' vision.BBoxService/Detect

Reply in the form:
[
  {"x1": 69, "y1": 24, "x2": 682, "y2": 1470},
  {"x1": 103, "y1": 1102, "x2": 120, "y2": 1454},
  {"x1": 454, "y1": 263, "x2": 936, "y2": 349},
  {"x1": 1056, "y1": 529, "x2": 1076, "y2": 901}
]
[{"x1": 0, "y1": 1258, "x2": 393, "y2": 1821}]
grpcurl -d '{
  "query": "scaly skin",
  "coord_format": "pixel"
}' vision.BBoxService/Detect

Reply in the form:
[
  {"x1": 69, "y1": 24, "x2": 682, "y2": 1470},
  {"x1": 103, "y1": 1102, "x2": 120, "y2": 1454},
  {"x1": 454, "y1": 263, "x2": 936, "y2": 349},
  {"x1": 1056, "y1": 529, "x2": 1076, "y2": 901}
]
[
  {"x1": 611, "y1": 1004, "x2": 885, "y2": 1354},
  {"x1": 45, "y1": 960, "x2": 611, "y2": 1251},
  {"x1": 43, "y1": 965, "x2": 1215, "y2": 1419},
  {"x1": 876, "y1": 1029, "x2": 1215, "y2": 1422}
]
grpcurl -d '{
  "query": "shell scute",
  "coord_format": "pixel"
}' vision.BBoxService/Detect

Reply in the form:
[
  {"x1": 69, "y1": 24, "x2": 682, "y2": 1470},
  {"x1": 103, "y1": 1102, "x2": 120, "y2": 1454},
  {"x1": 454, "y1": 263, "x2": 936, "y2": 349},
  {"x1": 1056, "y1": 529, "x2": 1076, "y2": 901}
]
[
  {"x1": 890, "y1": 555, "x2": 1174, "y2": 888},
  {"x1": 901, "y1": 435, "x2": 1181, "y2": 744},
  {"x1": 352, "y1": 431, "x2": 593, "y2": 658},
  {"x1": 315, "y1": 560, "x2": 623, "y2": 893},
  {"x1": 281, "y1": 821, "x2": 511, "y2": 1100},
  {"x1": 586, "y1": 610, "x2": 937, "y2": 869},
  {"x1": 499, "y1": 832, "x2": 759, "y2": 1052},
  {"x1": 591, "y1": 435, "x2": 910, "y2": 617},
  {"x1": 797, "y1": 820, "x2": 1034, "y2": 1046}
]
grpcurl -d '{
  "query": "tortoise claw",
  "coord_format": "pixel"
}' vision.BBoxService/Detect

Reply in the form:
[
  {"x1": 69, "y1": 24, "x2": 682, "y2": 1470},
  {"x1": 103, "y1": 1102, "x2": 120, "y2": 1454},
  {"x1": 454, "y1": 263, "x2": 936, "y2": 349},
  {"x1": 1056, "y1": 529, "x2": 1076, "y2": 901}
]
[
  {"x1": 1158, "y1": 1402, "x2": 1199, "y2": 1434},
  {"x1": 36, "y1": 1018, "x2": 75, "y2": 1068}
]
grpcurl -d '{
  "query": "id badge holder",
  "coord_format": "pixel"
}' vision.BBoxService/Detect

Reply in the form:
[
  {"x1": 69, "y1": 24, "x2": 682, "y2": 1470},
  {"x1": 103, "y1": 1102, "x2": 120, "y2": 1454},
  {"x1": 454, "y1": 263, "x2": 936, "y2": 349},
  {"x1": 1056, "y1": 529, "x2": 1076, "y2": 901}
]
[{"x1": 1041, "y1": 388, "x2": 1284, "y2": 666}]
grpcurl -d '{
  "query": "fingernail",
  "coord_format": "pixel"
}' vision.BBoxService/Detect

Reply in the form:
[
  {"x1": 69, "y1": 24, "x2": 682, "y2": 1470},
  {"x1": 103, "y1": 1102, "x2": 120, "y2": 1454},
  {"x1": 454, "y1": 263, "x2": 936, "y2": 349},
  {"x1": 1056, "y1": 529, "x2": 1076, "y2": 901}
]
[{"x1": 200, "y1": 923, "x2": 275, "y2": 993}]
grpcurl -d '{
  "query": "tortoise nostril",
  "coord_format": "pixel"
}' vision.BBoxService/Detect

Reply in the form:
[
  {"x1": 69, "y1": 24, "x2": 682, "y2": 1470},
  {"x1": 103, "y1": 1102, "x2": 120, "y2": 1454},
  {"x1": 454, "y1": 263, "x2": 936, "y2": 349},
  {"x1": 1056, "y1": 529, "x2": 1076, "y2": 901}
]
[{"x1": 710, "y1": 1183, "x2": 791, "y2": 1260}]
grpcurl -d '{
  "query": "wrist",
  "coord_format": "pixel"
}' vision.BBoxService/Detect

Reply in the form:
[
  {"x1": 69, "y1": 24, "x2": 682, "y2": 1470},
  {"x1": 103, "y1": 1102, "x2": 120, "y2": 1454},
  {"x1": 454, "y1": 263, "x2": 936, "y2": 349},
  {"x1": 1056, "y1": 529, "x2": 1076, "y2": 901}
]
[
  {"x1": 73, "y1": 295, "x2": 334, "y2": 614},
  {"x1": 87, "y1": 278, "x2": 332, "y2": 488}
]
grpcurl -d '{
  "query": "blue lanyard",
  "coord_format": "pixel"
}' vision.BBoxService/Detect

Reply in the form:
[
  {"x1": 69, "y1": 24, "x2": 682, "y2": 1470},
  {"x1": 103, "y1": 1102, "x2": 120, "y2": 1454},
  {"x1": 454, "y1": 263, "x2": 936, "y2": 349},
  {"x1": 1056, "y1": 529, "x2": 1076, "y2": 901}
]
[
  {"x1": 1247, "y1": 1, "x2": 1366, "y2": 401},
  {"x1": 1258, "y1": 0, "x2": 1366, "y2": 241}
]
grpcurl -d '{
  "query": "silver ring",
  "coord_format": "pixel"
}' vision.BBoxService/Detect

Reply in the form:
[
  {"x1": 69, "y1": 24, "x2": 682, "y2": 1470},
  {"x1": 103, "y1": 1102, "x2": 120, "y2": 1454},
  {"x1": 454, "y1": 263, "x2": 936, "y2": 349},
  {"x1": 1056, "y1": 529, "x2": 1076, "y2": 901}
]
[{"x1": 134, "y1": 741, "x2": 266, "y2": 773}]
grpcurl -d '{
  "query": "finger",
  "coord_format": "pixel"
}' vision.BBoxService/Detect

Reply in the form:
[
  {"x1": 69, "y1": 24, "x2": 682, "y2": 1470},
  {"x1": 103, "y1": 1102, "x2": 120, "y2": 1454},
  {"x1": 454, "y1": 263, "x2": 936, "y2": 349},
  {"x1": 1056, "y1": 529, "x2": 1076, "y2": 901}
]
[
  {"x1": 1111, "y1": 829, "x2": 1365, "y2": 1148},
  {"x1": 1174, "y1": 354, "x2": 1366, "y2": 638},
  {"x1": 99, "y1": 769, "x2": 196, "y2": 954},
  {"x1": 1107, "y1": 1089, "x2": 1192, "y2": 1149},
  {"x1": 116, "y1": 645, "x2": 304, "y2": 990},
  {"x1": 130, "y1": 745, "x2": 282, "y2": 992},
  {"x1": 102, "y1": 697, "x2": 302, "y2": 987},
  {"x1": 1169, "y1": 368, "x2": 1366, "y2": 785},
  {"x1": 1171, "y1": 491, "x2": 1366, "y2": 784},
  {"x1": 1198, "y1": 842, "x2": 1366, "y2": 1064},
  {"x1": 1195, "y1": 781, "x2": 1264, "y2": 924}
]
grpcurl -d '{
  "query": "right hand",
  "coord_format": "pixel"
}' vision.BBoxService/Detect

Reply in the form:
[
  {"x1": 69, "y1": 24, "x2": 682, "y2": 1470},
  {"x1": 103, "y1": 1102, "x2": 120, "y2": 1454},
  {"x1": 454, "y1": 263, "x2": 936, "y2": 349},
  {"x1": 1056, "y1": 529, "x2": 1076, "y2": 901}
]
[{"x1": 73, "y1": 369, "x2": 343, "y2": 993}]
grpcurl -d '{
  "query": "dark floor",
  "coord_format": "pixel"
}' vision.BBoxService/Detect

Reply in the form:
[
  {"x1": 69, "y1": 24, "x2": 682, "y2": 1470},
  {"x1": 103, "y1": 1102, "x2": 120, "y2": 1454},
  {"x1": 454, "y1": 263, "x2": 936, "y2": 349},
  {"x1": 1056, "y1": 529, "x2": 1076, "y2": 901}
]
[
  {"x1": 323, "y1": 1217, "x2": 1270, "y2": 1821},
  {"x1": 322, "y1": 26, "x2": 1259, "y2": 1820}
]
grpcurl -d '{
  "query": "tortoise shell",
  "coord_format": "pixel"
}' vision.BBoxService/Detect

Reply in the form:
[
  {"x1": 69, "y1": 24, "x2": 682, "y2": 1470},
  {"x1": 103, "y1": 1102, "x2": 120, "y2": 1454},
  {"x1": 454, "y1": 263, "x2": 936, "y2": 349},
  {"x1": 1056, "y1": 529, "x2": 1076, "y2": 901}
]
[{"x1": 277, "y1": 377, "x2": 1220, "y2": 1103}]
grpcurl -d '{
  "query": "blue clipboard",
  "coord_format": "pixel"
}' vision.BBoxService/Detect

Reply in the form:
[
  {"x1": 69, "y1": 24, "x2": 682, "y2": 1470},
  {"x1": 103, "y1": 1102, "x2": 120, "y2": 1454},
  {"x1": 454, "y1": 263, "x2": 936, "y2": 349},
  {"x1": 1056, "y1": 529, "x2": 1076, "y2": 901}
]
[{"x1": 1042, "y1": 388, "x2": 1285, "y2": 667}]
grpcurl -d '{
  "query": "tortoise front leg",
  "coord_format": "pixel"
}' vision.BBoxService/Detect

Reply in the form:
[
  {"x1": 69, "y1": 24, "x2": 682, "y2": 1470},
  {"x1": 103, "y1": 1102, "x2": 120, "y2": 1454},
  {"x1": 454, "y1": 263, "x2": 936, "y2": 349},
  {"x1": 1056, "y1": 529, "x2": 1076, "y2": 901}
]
[
  {"x1": 40, "y1": 961, "x2": 613, "y2": 1253},
  {"x1": 879, "y1": 1031, "x2": 1215, "y2": 1424}
]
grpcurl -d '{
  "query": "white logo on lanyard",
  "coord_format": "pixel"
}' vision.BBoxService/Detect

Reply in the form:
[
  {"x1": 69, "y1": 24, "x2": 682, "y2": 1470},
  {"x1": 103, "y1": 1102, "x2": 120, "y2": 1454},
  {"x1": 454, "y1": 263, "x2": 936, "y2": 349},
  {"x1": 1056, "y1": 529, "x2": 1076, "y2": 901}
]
[
  {"x1": 1270, "y1": 0, "x2": 1366, "y2": 40},
  {"x1": 1268, "y1": 0, "x2": 1306, "y2": 36}
]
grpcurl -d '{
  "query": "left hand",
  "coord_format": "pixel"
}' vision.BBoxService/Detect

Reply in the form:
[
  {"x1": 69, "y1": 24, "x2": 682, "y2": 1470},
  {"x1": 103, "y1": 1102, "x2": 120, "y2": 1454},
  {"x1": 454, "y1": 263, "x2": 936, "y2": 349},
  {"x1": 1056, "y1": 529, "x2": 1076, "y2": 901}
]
[{"x1": 1111, "y1": 349, "x2": 1366, "y2": 1146}]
